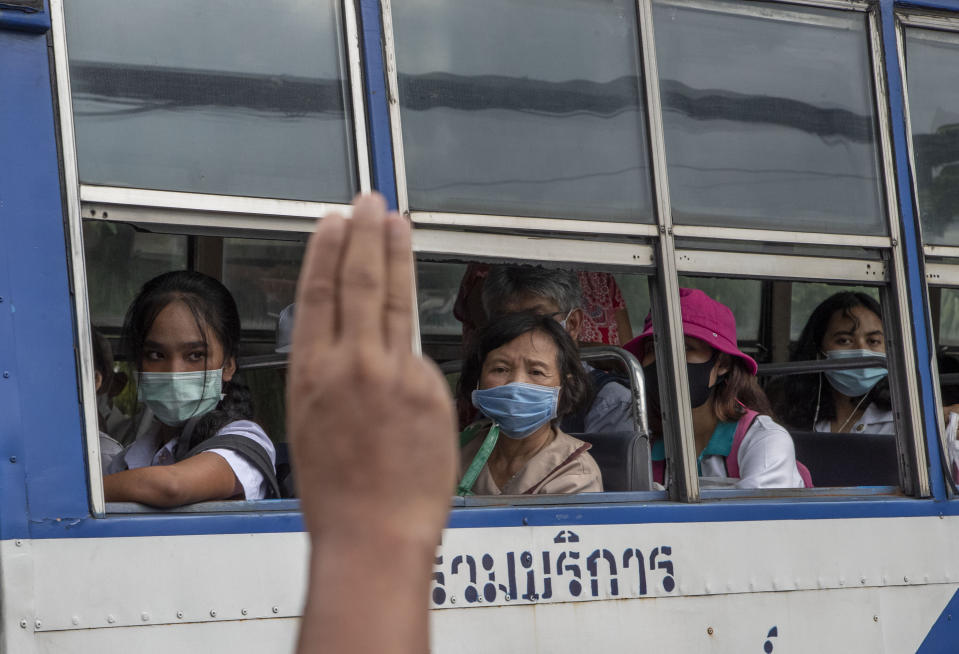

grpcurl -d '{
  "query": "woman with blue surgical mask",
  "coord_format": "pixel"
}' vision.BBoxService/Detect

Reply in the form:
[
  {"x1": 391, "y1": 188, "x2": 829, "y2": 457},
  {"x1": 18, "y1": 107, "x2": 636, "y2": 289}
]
[
  {"x1": 103, "y1": 271, "x2": 279, "y2": 506},
  {"x1": 773, "y1": 292, "x2": 893, "y2": 435},
  {"x1": 456, "y1": 312, "x2": 602, "y2": 495}
]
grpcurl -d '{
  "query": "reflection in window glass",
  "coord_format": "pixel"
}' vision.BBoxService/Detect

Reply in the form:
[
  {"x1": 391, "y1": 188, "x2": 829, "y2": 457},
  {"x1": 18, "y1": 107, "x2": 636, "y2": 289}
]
[
  {"x1": 392, "y1": 0, "x2": 653, "y2": 222},
  {"x1": 65, "y1": 0, "x2": 357, "y2": 202},
  {"x1": 417, "y1": 262, "x2": 467, "y2": 338},
  {"x1": 680, "y1": 277, "x2": 761, "y2": 342},
  {"x1": 790, "y1": 283, "x2": 878, "y2": 341},
  {"x1": 222, "y1": 238, "x2": 305, "y2": 334},
  {"x1": 904, "y1": 28, "x2": 959, "y2": 245},
  {"x1": 653, "y1": 0, "x2": 885, "y2": 234},
  {"x1": 939, "y1": 288, "x2": 959, "y2": 346},
  {"x1": 84, "y1": 222, "x2": 188, "y2": 328}
]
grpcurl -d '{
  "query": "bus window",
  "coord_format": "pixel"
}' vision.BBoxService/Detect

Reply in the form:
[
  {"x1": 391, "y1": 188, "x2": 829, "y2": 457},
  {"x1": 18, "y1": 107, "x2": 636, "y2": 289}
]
[
  {"x1": 391, "y1": 0, "x2": 653, "y2": 223},
  {"x1": 417, "y1": 258, "x2": 659, "y2": 498},
  {"x1": 653, "y1": 0, "x2": 886, "y2": 235},
  {"x1": 902, "y1": 25, "x2": 959, "y2": 245},
  {"x1": 902, "y1": 16, "x2": 959, "y2": 492},
  {"x1": 64, "y1": 0, "x2": 358, "y2": 202},
  {"x1": 83, "y1": 225, "x2": 300, "y2": 506},
  {"x1": 83, "y1": 222, "x2": 188, "y2": 329}
]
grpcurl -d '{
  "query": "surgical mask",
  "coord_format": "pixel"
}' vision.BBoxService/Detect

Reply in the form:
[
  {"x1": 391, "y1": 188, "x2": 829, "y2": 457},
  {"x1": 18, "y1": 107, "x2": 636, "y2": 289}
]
[
  {"x1": 137, "y1": 369, "x2": 223, "y2": 426},
  {"x1": 471, "y1": 382, "x2": 559, "y2": 440},
  {"x1": 823, "y1": 349, "x2": 887, "y2": 398},
  {"x1": 642, "y1": 350, "x2": 719, "y2": 413}
]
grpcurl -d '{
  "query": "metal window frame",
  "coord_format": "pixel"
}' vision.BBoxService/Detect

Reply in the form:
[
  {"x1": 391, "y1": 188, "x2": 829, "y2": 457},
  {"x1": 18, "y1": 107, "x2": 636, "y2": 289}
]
[
  {"x1": 896, "y1": 10, "x2": 959, "y2": 495},
  {"x1": 869, "y1": 7, "x2": 930, "y2": 496},
  {"x1": 51, "y1": 0, "x2": 372, "y2": 517},
  {"x1": 50, "y1": 0, "x2": 104, "y2": 516}
]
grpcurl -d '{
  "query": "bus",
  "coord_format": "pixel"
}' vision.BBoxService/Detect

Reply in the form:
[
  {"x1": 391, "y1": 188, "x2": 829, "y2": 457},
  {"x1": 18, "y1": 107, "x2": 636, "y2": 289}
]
[{"x1": 3, "y1": 0, "x2": 959, "y2": 651}]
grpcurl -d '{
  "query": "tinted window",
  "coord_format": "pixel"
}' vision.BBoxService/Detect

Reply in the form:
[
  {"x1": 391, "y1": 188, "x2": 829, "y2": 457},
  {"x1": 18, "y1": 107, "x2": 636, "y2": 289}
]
[
  {"x1": 65, "y1": 0, "x2": 357, "y2": 202},
  {"x1": 654, "y1": 0, "x2": 885, "y2": 234},
  {"x1": 392, "y1": 0, "x2": 653, "y2": 222},
  {"x1": 904, "y1": 28, "x2": 959, "y2": 246}
]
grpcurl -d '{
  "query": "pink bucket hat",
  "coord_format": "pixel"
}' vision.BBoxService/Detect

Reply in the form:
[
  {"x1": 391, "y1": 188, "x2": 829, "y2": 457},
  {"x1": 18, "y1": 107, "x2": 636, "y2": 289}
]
[{"x1": 623, "y1": 288, "x2": 758, "y2": 375}]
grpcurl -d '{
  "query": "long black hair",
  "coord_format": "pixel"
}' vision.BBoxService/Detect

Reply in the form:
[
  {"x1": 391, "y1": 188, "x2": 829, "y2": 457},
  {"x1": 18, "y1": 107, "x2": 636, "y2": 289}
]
[
  {"x1": 458, "y1": 312, "x2": 591, "y2": 424},
  {"x1": 122, "y1": 270, "x2": 254, "y2": 448},
  {"x1": 773, "y1": 291, "x2": 890, "y2": 430}
]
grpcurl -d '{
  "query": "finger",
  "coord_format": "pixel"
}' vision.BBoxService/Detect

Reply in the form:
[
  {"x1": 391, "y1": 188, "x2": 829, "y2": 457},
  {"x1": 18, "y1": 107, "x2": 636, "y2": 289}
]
[
  {"x1": 340, "y1": 193, "x2": 389, "y2": 346},
  {"x1": 384, "y1": 212, "x2": 414, "y2": 351},
  {"x1": 293, "y1": 211, "x2": 348, "y2": 354}
]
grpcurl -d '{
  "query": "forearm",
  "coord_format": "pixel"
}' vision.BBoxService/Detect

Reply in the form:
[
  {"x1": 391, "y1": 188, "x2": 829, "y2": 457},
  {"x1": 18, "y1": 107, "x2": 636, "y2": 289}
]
[
  {"x1": 298, "y1": 532, "x2": 438, "y2": 654},
  {"x1": 104, "y1": 468, "x2": 185, "y2": 507}
]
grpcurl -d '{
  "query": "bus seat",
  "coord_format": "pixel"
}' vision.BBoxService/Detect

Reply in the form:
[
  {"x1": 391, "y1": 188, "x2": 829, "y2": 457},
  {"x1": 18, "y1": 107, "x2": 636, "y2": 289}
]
[
  {"x1": 789, "y1": 431, "x2": 899, "y2": 487},
  {"x1": 569, "y1": 430, "x2": 652, "y2": 492}
]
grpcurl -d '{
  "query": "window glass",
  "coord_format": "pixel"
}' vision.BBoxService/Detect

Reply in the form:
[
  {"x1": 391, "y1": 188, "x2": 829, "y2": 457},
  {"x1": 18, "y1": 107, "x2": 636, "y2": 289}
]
[
  {"x1": 84, "y1": 221, "x2": 188, "y2": 328},
  {"x1": 904, "y1": 28, "x2": 959, "y2": 246},
  {"x1": 222, "y1": 238, "x2": 306, "y2": 335},
  {"x1": 65, "y1": 0, "x2": 357, "y2": 202},
  {"x1": 392, "y1": 0, "x2": 653, "y2": 222},
  {"x1": 653, "y1": 0, "x2": 886, "y2": 234},
  {"x1": 790, "y1": 283, "x2": 879, "y2": 341}
]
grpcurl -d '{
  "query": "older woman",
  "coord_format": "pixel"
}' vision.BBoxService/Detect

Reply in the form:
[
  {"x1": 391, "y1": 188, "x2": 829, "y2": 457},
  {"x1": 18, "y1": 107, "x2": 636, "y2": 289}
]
[{"x1": 456, "y1": 312, "x2": 603, "y2": 495}]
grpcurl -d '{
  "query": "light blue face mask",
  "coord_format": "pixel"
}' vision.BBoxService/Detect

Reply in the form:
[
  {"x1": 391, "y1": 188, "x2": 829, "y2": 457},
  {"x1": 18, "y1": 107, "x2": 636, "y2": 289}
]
[
  {"x1": 471, "y1": 382, "x2": 560, "y2": 440},
  {"x1": 823, "y1": 349, "x2": 887, "y2": 398},
  {"x1": 137, "y1": 369, "x2": 224, "y2": 426}
]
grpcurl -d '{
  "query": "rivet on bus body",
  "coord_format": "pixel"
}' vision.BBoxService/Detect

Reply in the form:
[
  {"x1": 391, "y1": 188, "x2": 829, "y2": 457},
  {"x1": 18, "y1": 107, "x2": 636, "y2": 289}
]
[
  {"x1": 176, "y1": 611, "x2": 184, "y2": 619},
  {"x1": 860, "y1": 577, "x2": 866, "y2": 585},
  {"x1": 210, "y1": 610, "x2": 216, "y2": 618},
  {"x1": 450, "y1": 596, "x2": 457, "y2": 605},
  {"x1": 15, "y1": 540, "x2": 21, "y2": 547},
  {"x1": 19, "y1": 620, "x2": 26, "y2": 629},
  {"x1": 141, "y1": 613, "x2": 149, "y2": 622},
  {"x1": 71, "y1": 616, "x2": 80, "y2": 626},
  {"x1": 107, "y1": 615, "x2": 116, "y2": 624},
  {"x1": 35, "y1": 620, "x2": 41, "y2": 629},
  {"x1": 707, "y1": 627, "x2": 714, "y2": 636},
  {"x1": 272, "y1": 606, "x2": 279, "y2": 614},
  {"x1": 241, "y1": 609, "x2": 248, "y2": 616},
  {"x1": 839, "y1": 578, "x2": 845, "y2": 586},
  {"x1": 3, "y1": 372, "x2": 9, "y2": 378},
  {"x1": 904, "y1": 576, "x2": 910, "y2": 583},
  {"x1": 873, "y1": 615, "x2": 879, "y2": 622},
  {"x1": 522, "y1": 517, "x2": 529, "y2": 526},
  {"x1": 9, "y1": 456, "x2": 16, "y2": 463}
]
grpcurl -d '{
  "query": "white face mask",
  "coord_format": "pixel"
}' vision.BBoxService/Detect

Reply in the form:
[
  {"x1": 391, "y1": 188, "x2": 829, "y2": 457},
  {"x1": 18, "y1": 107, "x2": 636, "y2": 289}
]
[
  {"x1": 137, "y1": 369, "x2": 223, "y2": 426},
  {"x1": 559, "y1": 309, "x2": 574, "y2": 331}
]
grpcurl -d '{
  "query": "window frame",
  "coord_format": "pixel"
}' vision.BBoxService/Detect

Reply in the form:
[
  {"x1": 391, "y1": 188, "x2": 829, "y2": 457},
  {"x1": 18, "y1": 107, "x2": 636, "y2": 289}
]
[
  {"x1": 50, "y1": 0, "x2": 373, "y2": 516},
  {"x1": 897, "y1": 8, "x2": 959, "y2": 496},
  {"x1": 390, "y1": 0, "x2": 932, "y2": 501}
]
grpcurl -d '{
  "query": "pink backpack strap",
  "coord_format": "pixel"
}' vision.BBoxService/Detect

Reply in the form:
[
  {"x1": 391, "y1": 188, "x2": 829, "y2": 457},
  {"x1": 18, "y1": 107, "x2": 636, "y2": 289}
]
[
  {"x1": 652, "y1": 459, "x2": 665, "y2": 486},
  {"x1": 728, "y1": 408, "x2": 815, "y2": 488},
  {"x1": 725, "y1": 409, "x2": 758, "y2": 479}
]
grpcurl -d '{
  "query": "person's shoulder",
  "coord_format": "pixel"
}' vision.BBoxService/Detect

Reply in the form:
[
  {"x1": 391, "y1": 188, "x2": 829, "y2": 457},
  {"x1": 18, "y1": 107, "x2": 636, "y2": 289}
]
[
  {"x1": 214, "y1": 420, "x2": 275, "y2": 456},
  {"x1": 745, "y1": 414, "x2": 792, "y2": 441}
]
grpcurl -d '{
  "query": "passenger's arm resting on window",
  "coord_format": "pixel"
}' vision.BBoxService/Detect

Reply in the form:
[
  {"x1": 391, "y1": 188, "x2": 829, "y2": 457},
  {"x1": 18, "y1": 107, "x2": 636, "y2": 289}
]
[{"x1": 103, "y1": 452, "x2": 239, "y2": 507}]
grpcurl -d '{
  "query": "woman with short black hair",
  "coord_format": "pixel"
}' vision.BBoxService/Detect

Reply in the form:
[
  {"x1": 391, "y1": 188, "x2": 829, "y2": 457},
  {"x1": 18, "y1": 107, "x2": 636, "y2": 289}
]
[{"x1": 456, "y1": 312, "x2": 602, "y2": 495}]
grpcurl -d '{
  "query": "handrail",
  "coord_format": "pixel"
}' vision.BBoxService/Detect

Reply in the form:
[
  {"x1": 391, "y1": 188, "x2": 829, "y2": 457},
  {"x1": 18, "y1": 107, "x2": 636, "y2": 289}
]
[
  {"x1": 758, "y1": 356, "x2": 888, "y2": 376},
  {"x1": 578, "y1": 346, "x2": 651, "y2": 441}
]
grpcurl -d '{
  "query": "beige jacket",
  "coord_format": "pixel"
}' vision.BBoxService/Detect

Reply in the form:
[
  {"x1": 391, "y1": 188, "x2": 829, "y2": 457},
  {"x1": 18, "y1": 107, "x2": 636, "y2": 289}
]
[{"x1": 460, "y1": 425, "x2": 603, "y2": 495}]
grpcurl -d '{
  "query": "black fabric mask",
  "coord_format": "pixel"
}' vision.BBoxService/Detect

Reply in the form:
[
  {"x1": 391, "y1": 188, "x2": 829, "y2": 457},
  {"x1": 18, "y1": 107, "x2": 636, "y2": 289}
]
[{"x1": 642, "y1": 349, "x2": 720, "y2": 416}]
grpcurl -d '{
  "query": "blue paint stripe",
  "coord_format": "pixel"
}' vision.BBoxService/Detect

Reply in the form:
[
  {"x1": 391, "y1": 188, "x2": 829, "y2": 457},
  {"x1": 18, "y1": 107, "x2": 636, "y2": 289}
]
[
  {"x1": 917, "y1": 588, "x2": 959, "y2": 653},
  {"x1": 358, "y1": 0, "x2": 398, "y2": 210},
  {"x1": 879, "y1": 0, "x2": 948, "y2": 500},
  {"x1": 0, "y1": 2, "x2": 49, "y2": 34},
  {"x1": 13, "y1": 495, "x2": 959, "y2": 540}
]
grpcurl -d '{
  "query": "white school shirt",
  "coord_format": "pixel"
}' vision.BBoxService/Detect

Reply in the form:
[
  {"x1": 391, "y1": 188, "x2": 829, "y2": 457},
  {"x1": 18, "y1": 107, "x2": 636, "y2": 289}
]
[
  {"x1": 813, "y1": 402, "x2": 895, "y2": 436},
  {"x1": 109, "y1": 419, "x2": 276, "y2": 500},
  {"x1": 699, "y1": 415, "x2": 805, "y2": 490}
]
